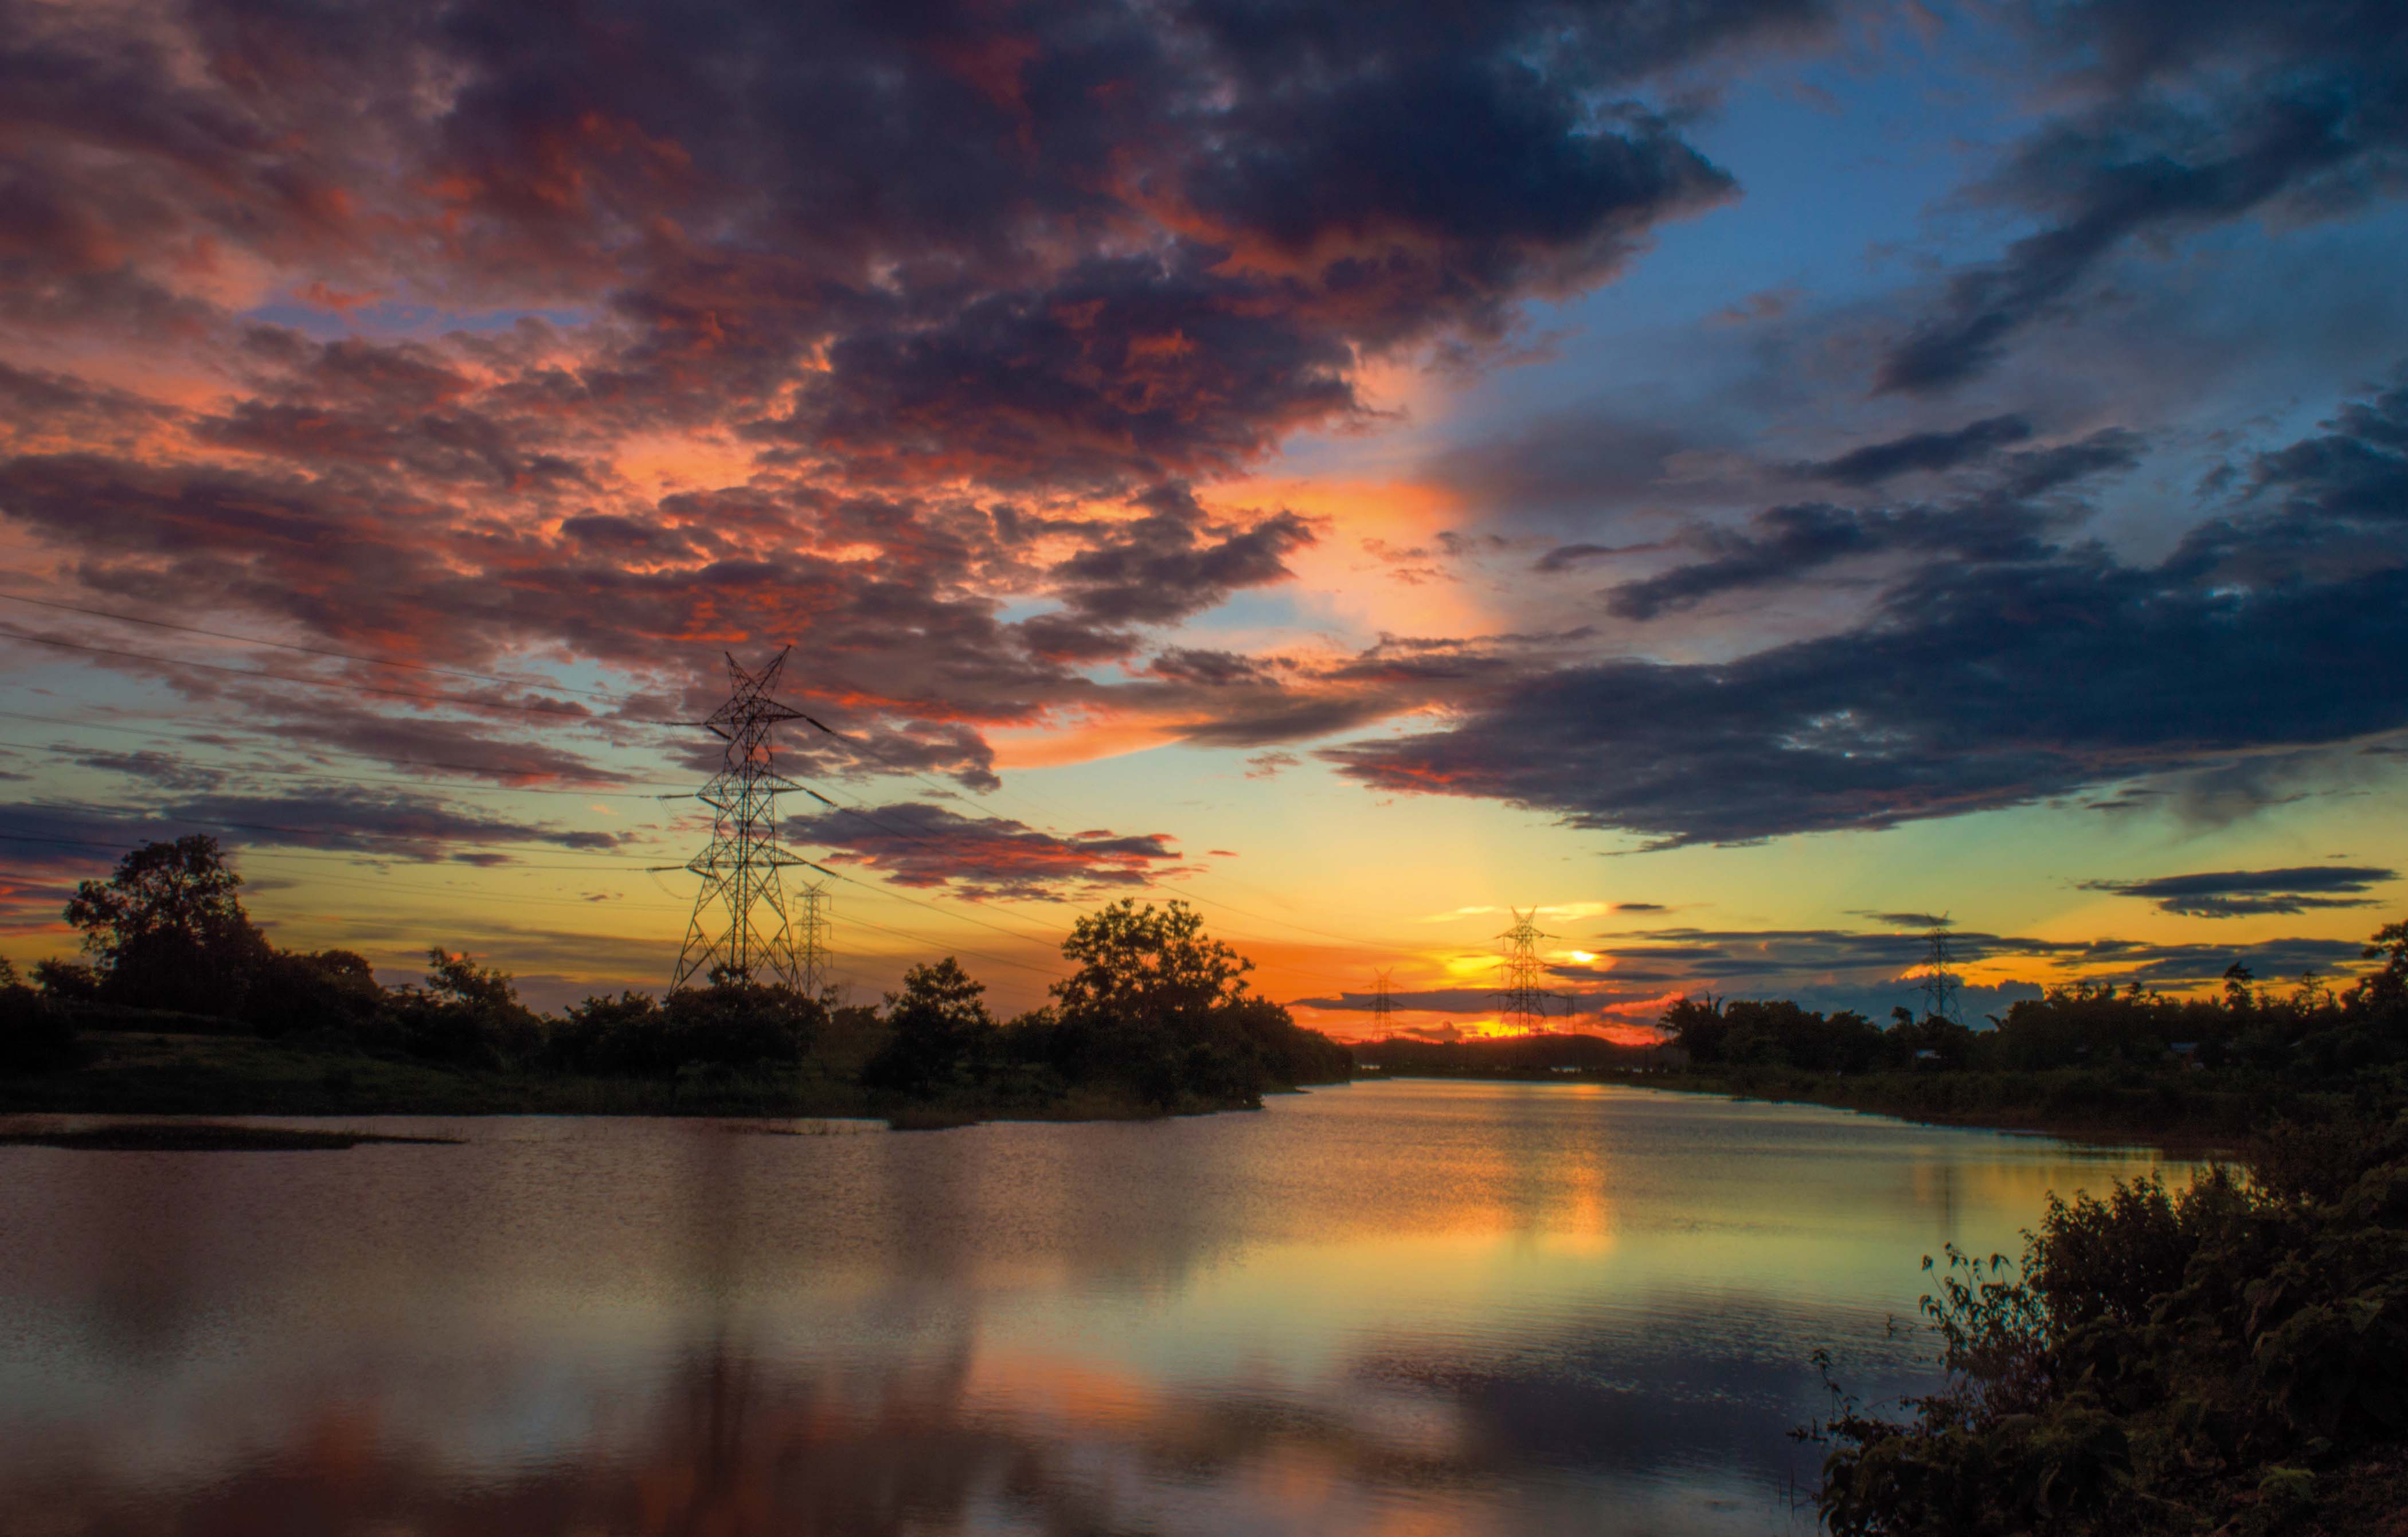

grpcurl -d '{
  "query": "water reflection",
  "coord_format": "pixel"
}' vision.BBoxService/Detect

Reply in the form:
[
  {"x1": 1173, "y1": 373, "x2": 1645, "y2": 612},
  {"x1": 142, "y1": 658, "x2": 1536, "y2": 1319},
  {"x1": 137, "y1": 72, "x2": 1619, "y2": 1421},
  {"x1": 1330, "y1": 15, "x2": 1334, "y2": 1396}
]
[{"x1": 0, "y1": 1081, "x2": 2189, "y2": 1535}]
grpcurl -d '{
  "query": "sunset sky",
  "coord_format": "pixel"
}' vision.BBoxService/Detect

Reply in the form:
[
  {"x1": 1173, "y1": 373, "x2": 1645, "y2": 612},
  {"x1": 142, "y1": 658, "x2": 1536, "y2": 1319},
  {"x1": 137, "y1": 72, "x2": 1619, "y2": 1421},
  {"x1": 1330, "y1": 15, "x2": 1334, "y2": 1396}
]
[{"x1": 4, "y1": 0, "x2": 2406, "y2": 1038}]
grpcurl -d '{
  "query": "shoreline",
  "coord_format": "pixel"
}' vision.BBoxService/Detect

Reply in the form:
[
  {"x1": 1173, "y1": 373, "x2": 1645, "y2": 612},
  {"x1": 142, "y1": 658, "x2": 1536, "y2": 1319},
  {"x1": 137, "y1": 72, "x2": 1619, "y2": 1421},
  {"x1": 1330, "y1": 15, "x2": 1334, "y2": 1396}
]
[
  {"x1": 1354, "y1": 1067, "x2": 2269, "y2": 1155},
  {"x1": 0, "y1": 1028, "x2": 1300, "y2": 1130},
  {"x1": 10, "y1": 1031, "x2": 2302, "y2": 1151}
]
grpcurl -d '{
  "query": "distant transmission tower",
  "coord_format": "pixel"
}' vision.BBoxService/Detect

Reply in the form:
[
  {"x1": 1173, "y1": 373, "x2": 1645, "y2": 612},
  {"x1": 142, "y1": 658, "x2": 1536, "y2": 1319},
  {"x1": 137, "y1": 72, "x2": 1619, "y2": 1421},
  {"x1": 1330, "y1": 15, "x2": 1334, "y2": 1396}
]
[
  {"x1": 1919, "y1": 921, "x2": 1963, "y2": 1024},
  {"x1": 796, "y1": 882, "x2": 832, "y2": 999},
  {"x1": 1370, "y1": 968, "x2": 1395, "y2": 1034},
  {"x1": 1495, "y1": 909, "x2": 1555, "y2": 1032},
  {"x1": 673, "y1": 648, "x2": 809, "y2": 992}
]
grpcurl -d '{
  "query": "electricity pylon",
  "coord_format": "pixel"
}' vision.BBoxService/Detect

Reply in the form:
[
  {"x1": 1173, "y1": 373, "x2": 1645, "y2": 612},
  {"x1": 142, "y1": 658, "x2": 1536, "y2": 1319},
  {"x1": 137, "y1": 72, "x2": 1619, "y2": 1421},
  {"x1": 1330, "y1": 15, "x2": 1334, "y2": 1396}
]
[
  {"x1": 1371, "y1": 968, "x2": 1395, "y2": 1034},
  {"x1": 1495, "y1": 909, "x2": 1555, "y2": 1032},
  {"x1": 673, "y1": 648, "x2": 808, "y2": 992},
  {"x1": 1919, "y1": 921, "x2": 1963, "y2": 1024},
  {"x1": 797, "y1": 882, "x2": 832, "y2": 999}
]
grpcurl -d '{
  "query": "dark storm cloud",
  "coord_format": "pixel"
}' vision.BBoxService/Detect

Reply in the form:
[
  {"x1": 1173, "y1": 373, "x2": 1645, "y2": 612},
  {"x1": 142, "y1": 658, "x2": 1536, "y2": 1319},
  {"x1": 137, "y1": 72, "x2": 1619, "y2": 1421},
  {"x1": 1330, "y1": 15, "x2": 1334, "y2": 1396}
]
[
  {"x1": 787, "y1": 800, "x2": 1182, "y2": 901},
  {"x1": 1540, "y1": 428, "x2": 2137, "y2": 618},
  {"x1": 2245, "y1": 373, "x2": 2408, "y2": 525},
  {"x1": 0, "y1": 0, "x2": 1825, "y2": 784},
  {"x1": 154, "y1": 789, "x2": 630, "y2": 859},
  {"x1": 2070, "y1": 936, "x2": 2370, "y2": 988},
  {"x1": 1334, "y1": 556, "x2": 2408, "y2": 845},
  {"x1": 67, "y1": 749, "x2": 226, "y2": 791},
  {"x1": 2082, "y1": 864, "x2": 2396, "y2": 917},
  {"x1": 1802, "y1": 416, "x2": 2033, "y2": 486},
  {"x1": 1861, "y1": 911, "x2": 1954, "y2": 929},
  {"x1": 1330, "y1": 371, "x2": 2408, "y2": 844},
  {"x1": 1148, "y1": 648, "x2": 1276, "y2": 687},
  {"x1": 1877, "y1": 0, "x2": 2408, "y2": 393},
  {"x1": 0, "y1": 788, "x2": 624, "y2": 869},
  {"x1": 1601, "y1": 499, "x2": 2055, "y2": 620},
  {"x1": 1051, "y1": 487, "x2": 1318, "y2": 624}
]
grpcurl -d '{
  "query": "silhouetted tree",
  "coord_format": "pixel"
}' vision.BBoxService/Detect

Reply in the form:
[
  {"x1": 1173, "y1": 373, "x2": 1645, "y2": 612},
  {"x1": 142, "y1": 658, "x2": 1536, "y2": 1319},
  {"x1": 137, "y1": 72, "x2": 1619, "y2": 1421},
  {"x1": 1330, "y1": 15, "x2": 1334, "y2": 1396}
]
[
  {"x1": 862, "y1": 957, "x2": 999, "y2": 1096},
  {"x1": 1662, "y1": 995, "x2": 1730, "y2": 1061},
  {"x1": 63, "y1": 835, "x2": 269, "y2": 1015},
  {"x1": 2360, "y1": 920, "x2": 2408, "y2": 1014},
  {"x1": 1017, "y1": 900, "x2": 1348, "y2": 1105}
]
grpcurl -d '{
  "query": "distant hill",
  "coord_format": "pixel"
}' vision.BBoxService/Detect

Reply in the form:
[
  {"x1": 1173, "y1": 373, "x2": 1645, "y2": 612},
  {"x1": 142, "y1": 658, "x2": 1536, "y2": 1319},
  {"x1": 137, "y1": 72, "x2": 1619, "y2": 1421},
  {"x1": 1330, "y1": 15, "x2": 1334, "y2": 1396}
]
[{"x1": 1351, "y1": 1032, "x2": 1683, "y2": 1075}]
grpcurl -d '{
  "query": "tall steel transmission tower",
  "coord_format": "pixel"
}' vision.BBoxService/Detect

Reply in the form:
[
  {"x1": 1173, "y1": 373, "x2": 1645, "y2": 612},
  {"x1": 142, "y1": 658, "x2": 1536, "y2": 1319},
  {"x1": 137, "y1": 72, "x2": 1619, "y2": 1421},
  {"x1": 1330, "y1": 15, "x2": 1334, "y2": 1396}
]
[
  {"x1": 796, "y1": 882, "x2": 832, "y2": 999},
  {"x1": 1495, "y1": 909, "x2": 1555, "y2": 1032},
  {"x1": 673, "y1": 648, "x2": 809, "y2": 992},
  {"x1": 1370, "y1": 968, "x2": 1395, "y2": 1034},
  {"x1": 1919, "y1": 921, "x2": 1963, "y2": 1024}
]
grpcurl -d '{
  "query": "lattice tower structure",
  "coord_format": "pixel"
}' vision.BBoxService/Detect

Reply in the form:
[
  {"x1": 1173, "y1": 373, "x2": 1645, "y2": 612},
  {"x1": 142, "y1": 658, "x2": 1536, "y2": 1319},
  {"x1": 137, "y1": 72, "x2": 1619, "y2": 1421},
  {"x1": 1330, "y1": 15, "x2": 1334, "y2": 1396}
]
[
  {"x1": 796, "y1": 882, "x2": 832, "y2": 999},
  {"x1": 1495, "y1": 909, "x2": 1556, "y2": 1032},
  {"x1": 1920, "y1": 923, "x2": 1964, "y2": 1024},
  {"x1": 673, "y1": 648, "x2": 810, "y2": 992},
  {"x1": 1371, "y1": 968, "x2": 1395, "y2": 1033}
]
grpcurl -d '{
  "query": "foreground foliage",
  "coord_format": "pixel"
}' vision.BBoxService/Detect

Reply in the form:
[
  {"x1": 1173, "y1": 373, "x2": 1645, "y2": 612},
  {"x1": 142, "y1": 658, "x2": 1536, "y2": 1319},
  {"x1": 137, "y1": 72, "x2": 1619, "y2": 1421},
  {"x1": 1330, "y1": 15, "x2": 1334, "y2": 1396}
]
[{"x1": 1813, "y1": 1111, "x2": 2408, "y2": 1535}]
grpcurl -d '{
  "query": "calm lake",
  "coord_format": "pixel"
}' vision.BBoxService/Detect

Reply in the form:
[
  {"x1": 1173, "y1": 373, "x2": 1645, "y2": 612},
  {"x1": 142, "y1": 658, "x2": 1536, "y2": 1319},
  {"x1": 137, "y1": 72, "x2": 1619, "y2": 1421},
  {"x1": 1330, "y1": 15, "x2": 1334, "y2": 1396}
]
[{"x1": 0, "y1": 1081, "x2": 2194, "y2": 1535}]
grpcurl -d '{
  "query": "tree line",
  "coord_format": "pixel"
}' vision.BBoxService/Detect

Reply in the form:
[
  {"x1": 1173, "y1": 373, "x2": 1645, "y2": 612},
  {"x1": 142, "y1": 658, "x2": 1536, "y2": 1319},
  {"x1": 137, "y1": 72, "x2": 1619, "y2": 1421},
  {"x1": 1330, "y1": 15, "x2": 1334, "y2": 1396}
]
[
  {"x1": 1661, "y1": 935, "x2": 2408, "y2": 1081},
  {"x1": 0, "y1": 836, "x2": 1350, "y2": 1111}
]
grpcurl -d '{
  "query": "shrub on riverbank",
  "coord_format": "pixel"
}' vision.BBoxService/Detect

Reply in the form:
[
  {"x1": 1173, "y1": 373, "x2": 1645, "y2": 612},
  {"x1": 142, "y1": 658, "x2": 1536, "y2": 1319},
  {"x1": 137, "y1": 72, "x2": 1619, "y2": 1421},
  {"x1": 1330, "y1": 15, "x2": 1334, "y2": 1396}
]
[{"x1": 1813, "y1": 1110, "x2": 2408, "y2": 1534}]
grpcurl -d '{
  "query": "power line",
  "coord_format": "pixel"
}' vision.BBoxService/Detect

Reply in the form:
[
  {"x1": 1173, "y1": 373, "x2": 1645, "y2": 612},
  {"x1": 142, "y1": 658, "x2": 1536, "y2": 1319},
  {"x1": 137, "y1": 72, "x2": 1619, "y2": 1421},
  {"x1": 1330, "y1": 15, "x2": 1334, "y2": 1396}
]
[
  {"x1": 798, "y1": 861, "x2": 1067, "y2": 951},
  {"x1": 823, "y1": 907, "x2": 1068, "y2": 981}
]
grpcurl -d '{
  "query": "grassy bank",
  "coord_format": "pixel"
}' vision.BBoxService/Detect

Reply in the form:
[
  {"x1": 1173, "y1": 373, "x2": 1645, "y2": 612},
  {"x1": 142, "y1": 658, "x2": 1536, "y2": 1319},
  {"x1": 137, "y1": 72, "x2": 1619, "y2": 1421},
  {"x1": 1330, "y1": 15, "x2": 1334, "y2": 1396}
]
[{"x1": 0, "y1": 1028, "x2": 1253, "y2": 1127}]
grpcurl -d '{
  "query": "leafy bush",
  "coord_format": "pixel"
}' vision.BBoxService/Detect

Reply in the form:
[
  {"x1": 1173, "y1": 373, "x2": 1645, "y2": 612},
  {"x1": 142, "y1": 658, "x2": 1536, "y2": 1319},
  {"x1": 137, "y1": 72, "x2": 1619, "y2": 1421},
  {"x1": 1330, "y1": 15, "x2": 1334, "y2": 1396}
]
[
  {"x1": 545, "y1": 982, "x2": 822, "y2": 1078},
  {"x1": 369, "y1": 948, "x2": 543, "y2": 1069},
  {"x1": 1816, "y1": 1116, "x2": 2408, "y2": 1536},
  {"x1": 661, "y1": 980, "x2": 819, "y2": 1069}
]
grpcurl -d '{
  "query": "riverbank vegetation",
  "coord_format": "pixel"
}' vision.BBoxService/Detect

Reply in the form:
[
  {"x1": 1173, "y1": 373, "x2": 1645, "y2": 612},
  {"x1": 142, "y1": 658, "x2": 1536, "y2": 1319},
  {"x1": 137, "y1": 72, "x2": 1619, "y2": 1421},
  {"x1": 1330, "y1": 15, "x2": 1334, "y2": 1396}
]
[
  {"x1": 0, "y1": 837, "x2": 1349, "y2": 1125},
  {"x1": 1792, "y1": 928, "x2": 2408, "y2": 1532},
  {"x1": 1621, "y1": 937, "x2": 2408, "y2": 1144},
  {"x1": 1811, "y1": 1106, "x2": 2408, "y2": 1535}
]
